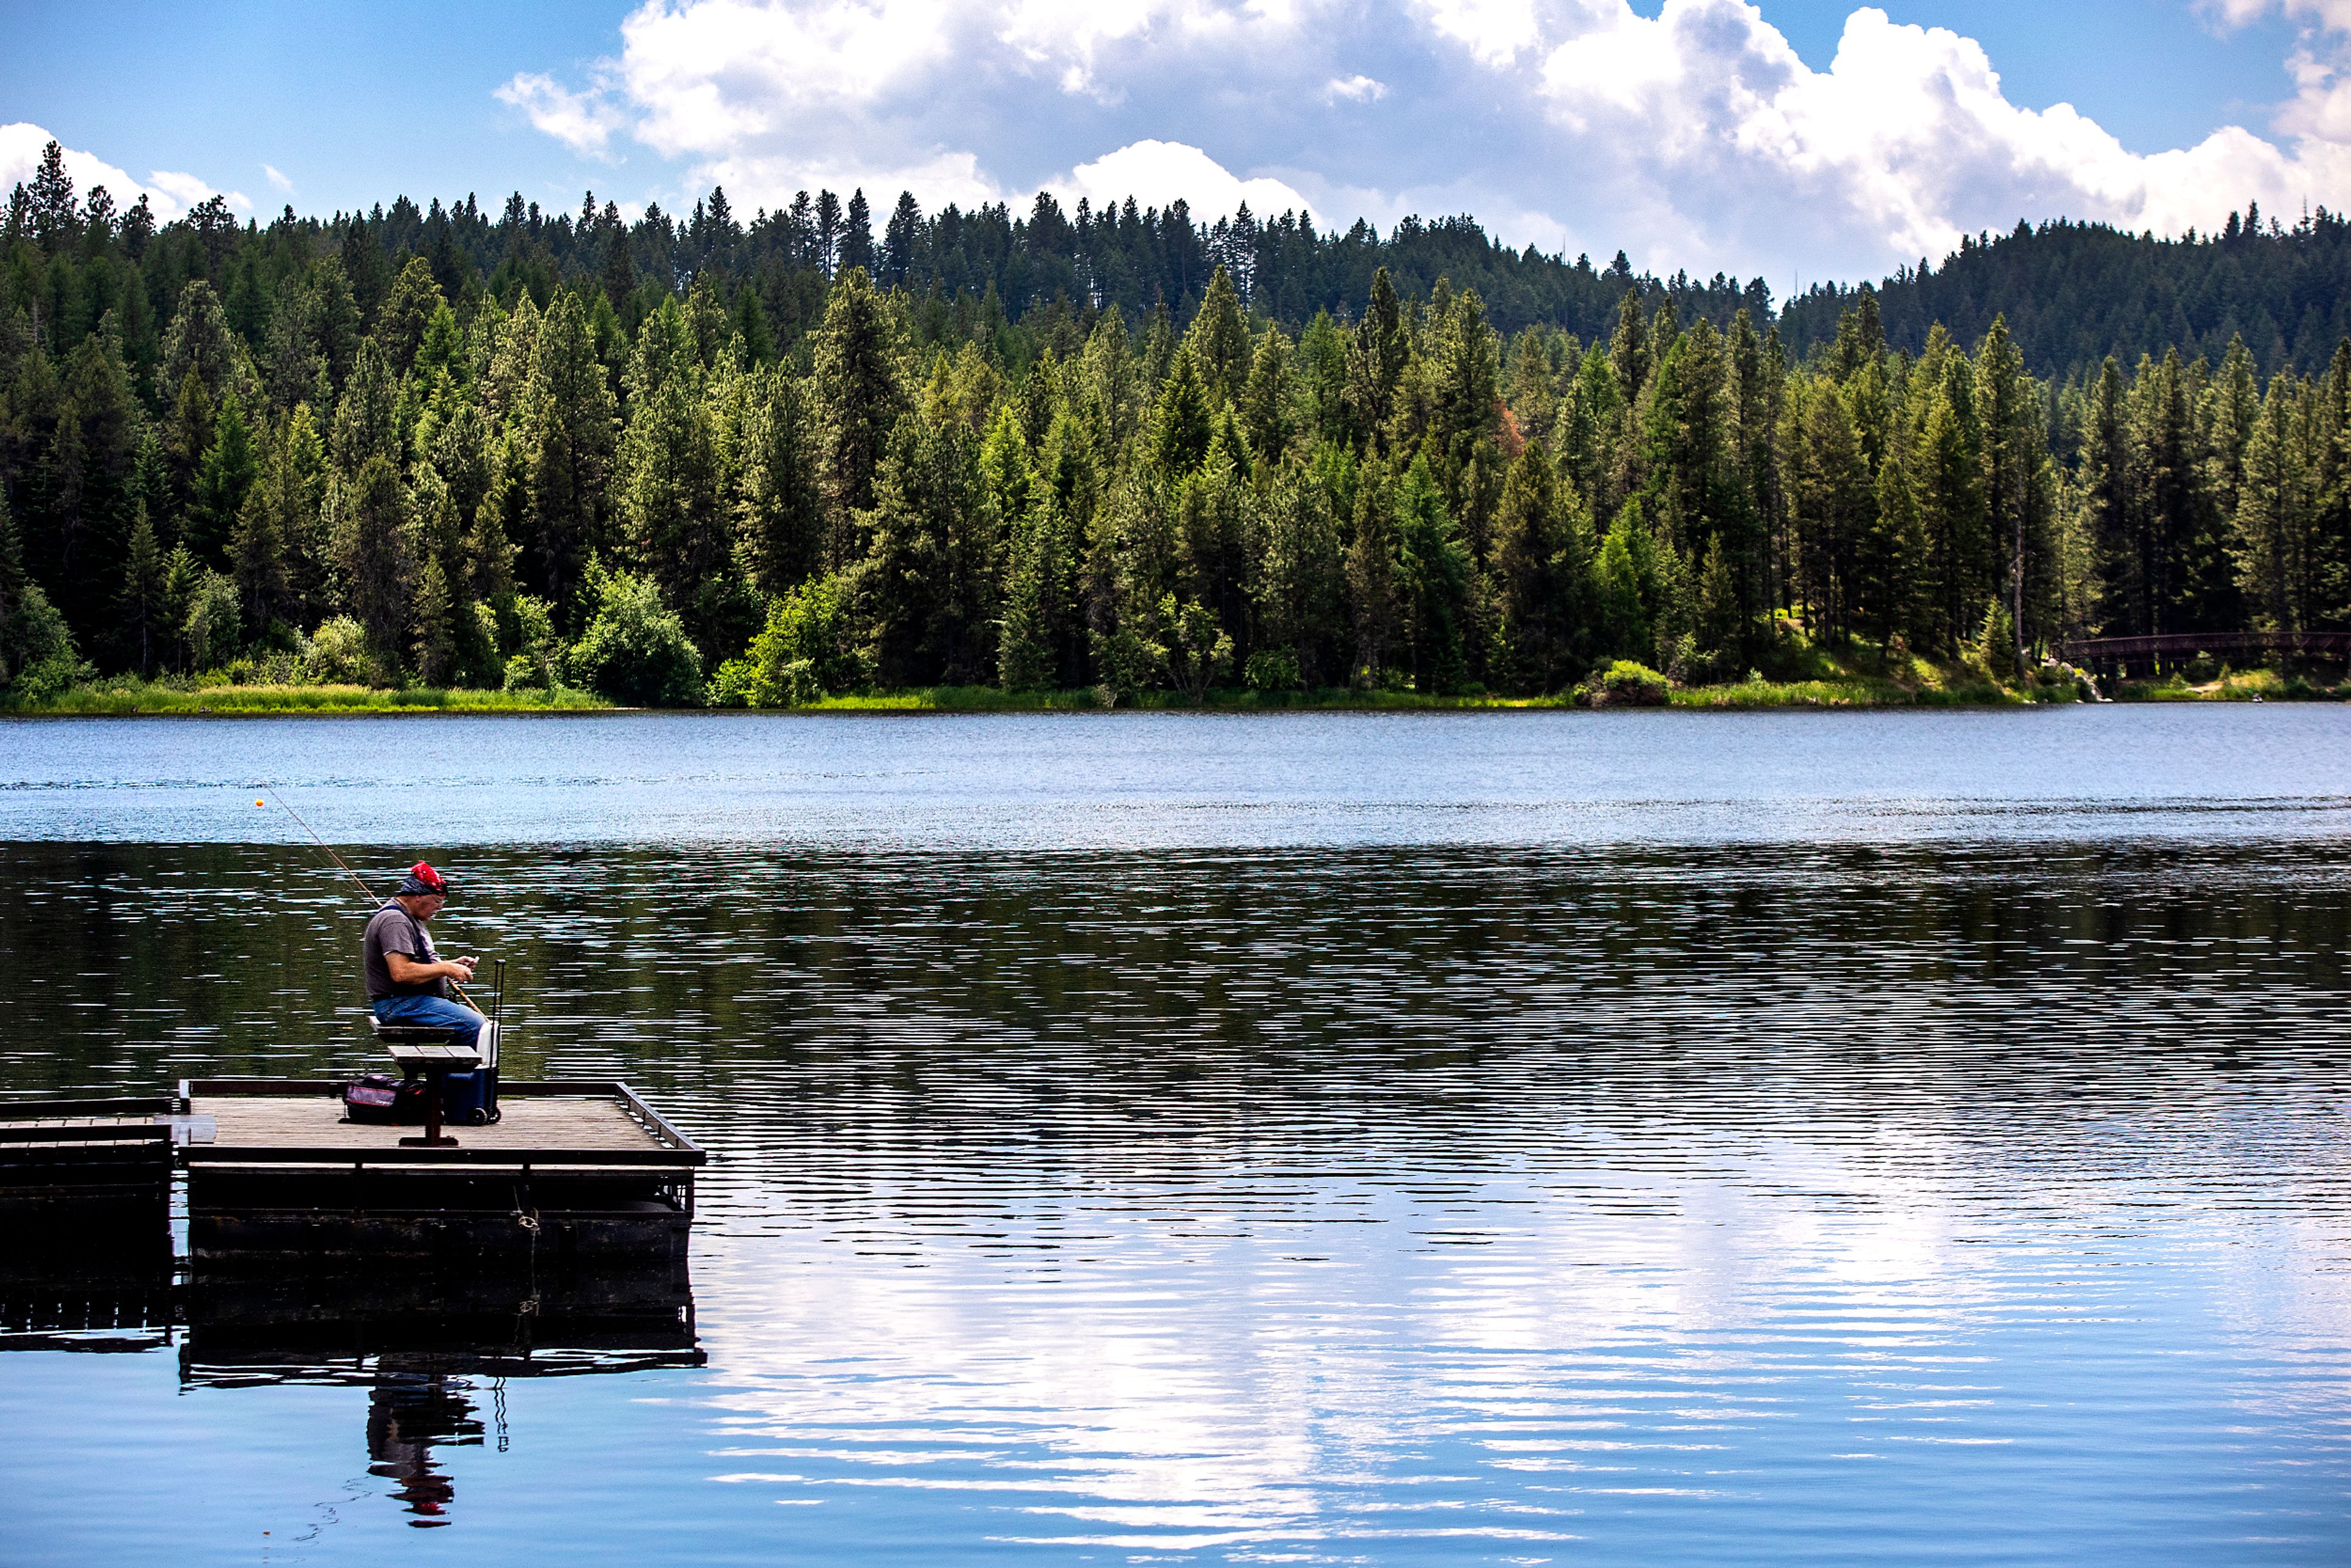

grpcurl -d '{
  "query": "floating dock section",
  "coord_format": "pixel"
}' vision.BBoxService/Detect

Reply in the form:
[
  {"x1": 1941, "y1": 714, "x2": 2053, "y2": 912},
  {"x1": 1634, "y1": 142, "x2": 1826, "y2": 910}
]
[
  {"x1": 0, "y1": 1096, "x2": 177, "y2": 1245},
  {"x1": 1, "y1": 1081, "x2": 701, "y2": 1269},
  {"x1": 179, "y1": 1079, "x2": 703, "y2": 1269}
]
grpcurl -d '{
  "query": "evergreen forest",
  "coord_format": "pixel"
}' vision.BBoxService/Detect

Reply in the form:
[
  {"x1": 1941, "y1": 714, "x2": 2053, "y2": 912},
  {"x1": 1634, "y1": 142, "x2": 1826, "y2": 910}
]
[{"x1": 3, "y1": 138, "x2": 2348, "y2": 708}]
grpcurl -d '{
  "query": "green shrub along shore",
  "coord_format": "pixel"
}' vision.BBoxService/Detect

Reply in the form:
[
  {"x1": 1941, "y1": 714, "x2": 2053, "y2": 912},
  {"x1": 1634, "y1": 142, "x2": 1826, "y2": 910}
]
[{"x1": 12, "y1": 633, "x2": 2341, "y2": 715}]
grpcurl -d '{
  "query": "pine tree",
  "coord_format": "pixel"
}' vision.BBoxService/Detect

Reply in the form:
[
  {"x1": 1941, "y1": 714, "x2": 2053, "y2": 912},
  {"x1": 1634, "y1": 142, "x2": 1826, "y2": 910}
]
[
  {"x1": 0, "y1": 484, "x2": 24, "y2": 636},
  {"x1": 165, "y1": 369, "x2": 215, "y2": 522},
  {"x1": 118, "y1": 502, "x2": 166, "y2": 677},
  {"x1": 1149, "y1": 347, "x2": 1213, "y2": 476},
  {"x1": 1078, "y1": 306, "x2": 1142, "y2": 451},
  {"x1": 863, "y1": 408, "x2": 989, "y2": 685},
  {"x1": 1788, "y1": 379, "x2": 1873, "y2": 644},
  {"x1": 190, "y1": 390, "x2": 257, "y2": 563},
  {"x1": 229, "y1": 481, "x2": 286, "y2": 632},
  {"x1": 520, "y1": 290, "x2": 618, "y2": 614},
  {"x1": 1394, "y1": 454, "x2": 1471, "y2": 691},
  {"x1": 815, "y1": 190, "x2": 843, "y2": 278},
  {"x1": 732, "y1": 287, "x2": 775, "y2": 365},
  {"x1": 1348, "y1": 268, "x2": 1408, "y2": 452},
  {"x1": 999, "y1": 487, "x2": 1069, "y2": 691},
  {"x1": 411, "y1": 554, "x2": 457, "y2": 685},
  {"x1": 840, "y1": 189, "x2": 875, "y2": 277},
  {"x1": 735, "y1": 367, "x2": 826, "y2": 598},
  {"x1": 1914, "y1": 364, "x2": 1987, "y2": 652},
  {"x1": 1254, "y1": 465, "x2": 1344, "y2": 688},
  {"x1": 336, "y1": 454, "x2": 414, "y2": 670},
  {"x1": 1185, "y1": 267, "x2": 1251, "y2": 405},
  {"x1": 1863, "y1": 433, "x2": 1926, "y2": 668},
  {"x1": 618, "y1": 301, "x2": 736, "y2": 656},
  {"x1": 810, "y1": 267, "x2": 909, "y2": 538},
  {"x1": 28, "y1": 140, "x2": 78, "y2": 250},
  {"x1": 2232, "y1": 374, "x2": 2316, "y2": 634},
  {"x1": 881, "y1": 192, "x2": 922, "y2": 290},
  {"x1": 332, "y1": 341, "x2": 400, "y2": 476},
  {"x1": 1239, "y1": 327, "x2": 1294, "y2": 464},
  {"x1": 271, "y1": 405, "x2": 331, "y2": 623},
  {"x1": 1347, "y1": 460, "x2": 1399, "y2": 683},
  {"x1": 373, "y1": 257, "x2": 447, "y2": 376},
  {"x1": 44, "y1": 321, "x2": 140, "y2": 639},
  {"x1": 1607, "y1": 290, "x2": 1651, "y2": 405},
  {"x1": 1423, "y1": 285, "x2": 1503, "y2": 476},
  {"x1": 2077, "y1": 359, "x2": 2134, "y2": 634},
  {"x1": 157, "y1": 281, "x2": 246, "y2": 408},
  {"x1": 1490, "y1": 440, "x2": 1570, "y2": 692},
  {"x1": 1504, "y1": 326, "x2": 1560, "y2": 443},
  {"x1": 1295, "y1": 310, "x2": 1351, "y2": 449},
  {"x1": 601, "y1": 204, "x2": 637, "y2": 306},
  {"x1": 1974, "y1": 318, "x2": 2035, "y2": 667}
]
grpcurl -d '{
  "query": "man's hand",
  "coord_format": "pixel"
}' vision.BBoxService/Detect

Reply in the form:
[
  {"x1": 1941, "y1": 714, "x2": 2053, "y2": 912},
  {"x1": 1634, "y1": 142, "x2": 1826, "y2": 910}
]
[{"x1": 386, "y1": 951, "x2": 479, "y2": 986}]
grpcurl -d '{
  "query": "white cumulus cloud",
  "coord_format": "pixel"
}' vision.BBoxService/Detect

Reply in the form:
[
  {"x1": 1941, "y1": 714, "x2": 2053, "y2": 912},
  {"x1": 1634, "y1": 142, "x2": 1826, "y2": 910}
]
[
  {"x1": 146, "y1": 169, "x2": 252, "y2": 217},
  {"x1": 497, "y1": 0, "x2": 2351, "y2": 282},
  {"x1": 496, "y1": 70, "x2": 628, "y2": 156},
  {"x1": 1056, "y1": 139, "x2": 1316, "y2": 218},
  {"x1": 0, "y1": 122, "x2": 250, "y2": 220},
  {"x1": 1520, "y1": 2, "x2": 2350, "y2": 273},
  {"x1": 262, "y1": 163, "x2": 293, "y2": 194},
  {"x1": 1414, "y1": 0, "x2": 1540, "y2": 65}
]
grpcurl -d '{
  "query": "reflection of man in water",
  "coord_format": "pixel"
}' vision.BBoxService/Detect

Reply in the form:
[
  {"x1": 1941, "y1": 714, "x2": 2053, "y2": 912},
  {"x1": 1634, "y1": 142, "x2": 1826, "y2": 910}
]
[{"x1": 367, "y1": 1373, "x2": 482, "y2": 1527}]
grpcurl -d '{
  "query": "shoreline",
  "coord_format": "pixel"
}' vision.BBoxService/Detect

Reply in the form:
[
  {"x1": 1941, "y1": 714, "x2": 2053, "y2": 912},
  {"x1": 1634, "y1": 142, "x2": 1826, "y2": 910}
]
[{"x1": 5, "y1": 673, "x2": 2343, "y2": 718}]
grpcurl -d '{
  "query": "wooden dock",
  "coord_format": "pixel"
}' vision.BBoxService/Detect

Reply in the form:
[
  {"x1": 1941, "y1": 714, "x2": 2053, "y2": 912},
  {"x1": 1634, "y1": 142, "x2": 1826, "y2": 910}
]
[
  {"x1": 2, "y1": 1081, "x2": 702, "y2": 1273},
  {"x1": 179, "y1": 1079, "x2": 703, "y2": 1270},
  {"x1": 0, "y1": 1097, "x2": 176, "y2": 1245}
]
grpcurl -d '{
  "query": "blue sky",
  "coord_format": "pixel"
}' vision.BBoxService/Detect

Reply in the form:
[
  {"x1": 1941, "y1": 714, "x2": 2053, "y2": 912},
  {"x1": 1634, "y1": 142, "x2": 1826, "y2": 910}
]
[{"x1": 5, "y1": 1, "x2": 2349, "y2": 283}]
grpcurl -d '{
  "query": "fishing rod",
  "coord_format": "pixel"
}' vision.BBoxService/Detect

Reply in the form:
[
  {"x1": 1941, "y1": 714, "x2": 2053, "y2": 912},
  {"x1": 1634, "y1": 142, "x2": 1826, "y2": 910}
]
[{"x1": 258, "y1": 782, "x2": 482, "y2": 1011}]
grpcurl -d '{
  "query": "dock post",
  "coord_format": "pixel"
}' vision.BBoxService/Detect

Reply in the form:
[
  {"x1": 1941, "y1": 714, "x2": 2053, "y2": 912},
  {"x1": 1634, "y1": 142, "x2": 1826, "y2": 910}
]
[{"x1": 399, "y1": 1071, "x2": 459, "y2": 1149}]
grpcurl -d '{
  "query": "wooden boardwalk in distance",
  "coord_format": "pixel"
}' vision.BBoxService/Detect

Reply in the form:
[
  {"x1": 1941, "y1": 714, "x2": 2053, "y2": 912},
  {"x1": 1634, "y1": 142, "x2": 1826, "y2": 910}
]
[{"x1": 2060, "y1": 629, "x2": 2351, "y2": 676}]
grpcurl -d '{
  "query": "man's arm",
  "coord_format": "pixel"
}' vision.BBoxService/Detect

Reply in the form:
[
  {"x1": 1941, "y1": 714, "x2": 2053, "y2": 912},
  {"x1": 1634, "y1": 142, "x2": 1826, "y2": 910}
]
[{"x1": 386, "y1": 951, "x2": 476, "y2": 985}]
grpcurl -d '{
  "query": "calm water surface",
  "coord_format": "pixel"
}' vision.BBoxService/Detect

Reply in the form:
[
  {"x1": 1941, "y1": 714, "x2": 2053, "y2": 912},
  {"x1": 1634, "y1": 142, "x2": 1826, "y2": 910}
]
[{"x1": 2, "y1": 707, "x2": 2348, "y2": 1565}]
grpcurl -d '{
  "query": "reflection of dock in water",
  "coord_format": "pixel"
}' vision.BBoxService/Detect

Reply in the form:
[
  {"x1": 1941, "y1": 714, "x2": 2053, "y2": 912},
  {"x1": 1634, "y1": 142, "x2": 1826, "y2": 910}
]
[{"x1": 181, "y1": 1259, "x2": 703, "y2": 1384}]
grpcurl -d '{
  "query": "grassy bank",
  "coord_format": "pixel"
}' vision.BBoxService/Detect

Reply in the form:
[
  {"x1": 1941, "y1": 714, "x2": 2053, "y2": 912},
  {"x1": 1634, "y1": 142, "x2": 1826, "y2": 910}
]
[
  {"x1": 6, "y1": 680, "x2": 612, "y2": 716},
  {"x1": 797, "y1": 685, "x2": 1574, "y2": 713},
  {"x1": 10, "y1": 664, "x2": 2342, "y2": 717},
  {"x1": 2111, "y1": 667, "x2": 2349, "y2": 702},
  {"x1": 1668, "y1": 649, "x2": 2059, "y2": 709}
]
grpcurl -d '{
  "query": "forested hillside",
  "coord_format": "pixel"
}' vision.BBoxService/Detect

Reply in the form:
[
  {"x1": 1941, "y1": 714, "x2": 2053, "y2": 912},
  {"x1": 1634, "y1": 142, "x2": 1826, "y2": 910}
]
[
  {"x1": 1, "y1": 139, "x2": 2346, "y2": 708},
  {"x1": 1779, "y1": 205, "x2": 2351, "y2": 381}
]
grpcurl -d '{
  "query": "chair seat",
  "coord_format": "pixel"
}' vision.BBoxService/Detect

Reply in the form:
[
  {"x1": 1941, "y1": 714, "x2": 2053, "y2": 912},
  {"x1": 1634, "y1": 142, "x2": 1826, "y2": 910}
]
[
  {"x1": 369, "y1": 1016, "x2": 462, "y2": 1044},
  {"x1": 382, "y1": 1041, "x2": 482, "y2": 1072}
]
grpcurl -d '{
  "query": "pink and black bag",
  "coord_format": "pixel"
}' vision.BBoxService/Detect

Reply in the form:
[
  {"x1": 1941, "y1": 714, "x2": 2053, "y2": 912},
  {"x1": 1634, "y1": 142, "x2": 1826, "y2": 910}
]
[{"x1": 342, "y1": 1071, "x2": 423, "y2": 1124}]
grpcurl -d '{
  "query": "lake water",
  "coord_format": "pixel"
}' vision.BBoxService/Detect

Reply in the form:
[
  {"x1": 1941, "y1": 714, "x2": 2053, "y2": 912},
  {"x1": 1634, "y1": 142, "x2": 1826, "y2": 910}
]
[{"x1": 2, "y1": 707, "x2": 2349, "y2": 1565}]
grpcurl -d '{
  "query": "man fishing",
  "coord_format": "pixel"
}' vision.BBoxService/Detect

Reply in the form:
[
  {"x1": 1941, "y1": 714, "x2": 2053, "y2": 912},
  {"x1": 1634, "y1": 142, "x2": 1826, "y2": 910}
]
[{"x1": 362, "y1": 861, "x2": 486, "y2": 1051}]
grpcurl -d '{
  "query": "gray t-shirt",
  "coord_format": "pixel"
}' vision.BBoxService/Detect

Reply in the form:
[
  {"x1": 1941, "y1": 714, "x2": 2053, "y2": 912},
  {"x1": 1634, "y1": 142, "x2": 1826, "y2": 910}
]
[{"x1": 362, "y1": 903, "x2": 442, "y2": 1000}]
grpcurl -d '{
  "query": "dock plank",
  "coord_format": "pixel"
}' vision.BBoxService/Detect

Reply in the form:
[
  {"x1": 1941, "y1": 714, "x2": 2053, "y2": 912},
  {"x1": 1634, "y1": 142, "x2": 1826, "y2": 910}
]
[{"x1": 190, "y1": 1094, "x2": 660, "y2": 1155}]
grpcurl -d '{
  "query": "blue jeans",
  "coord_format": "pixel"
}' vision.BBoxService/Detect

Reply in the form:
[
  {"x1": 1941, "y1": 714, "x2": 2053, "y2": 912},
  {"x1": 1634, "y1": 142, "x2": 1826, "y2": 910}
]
[{"x1": 373, "y1": 994, "x2": 486, "y2": 1053}]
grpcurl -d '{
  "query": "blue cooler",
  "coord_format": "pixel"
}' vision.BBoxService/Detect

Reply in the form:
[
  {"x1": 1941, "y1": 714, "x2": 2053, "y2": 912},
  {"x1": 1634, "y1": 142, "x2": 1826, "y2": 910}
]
[
  {"x1": 439, "y1": 1018, "x2": 501, "y2": 1125},
  {"x1": 440, "y1": 1066, "x2": 492, "y2": 1125}
]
